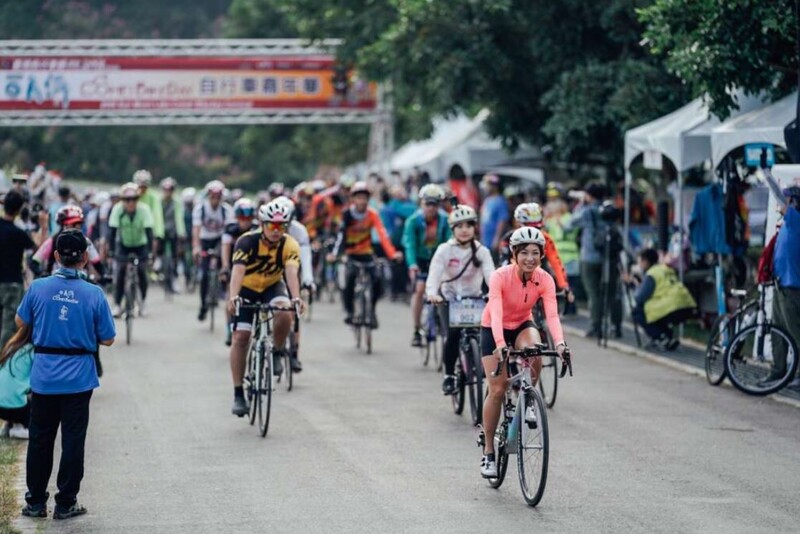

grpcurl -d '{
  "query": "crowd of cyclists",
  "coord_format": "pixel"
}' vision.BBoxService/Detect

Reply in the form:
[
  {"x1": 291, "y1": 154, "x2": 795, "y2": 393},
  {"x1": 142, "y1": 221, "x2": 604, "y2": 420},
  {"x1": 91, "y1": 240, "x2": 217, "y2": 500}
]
[{"x1": 1, "y1": 165, "x2": 580, "y2": 479}]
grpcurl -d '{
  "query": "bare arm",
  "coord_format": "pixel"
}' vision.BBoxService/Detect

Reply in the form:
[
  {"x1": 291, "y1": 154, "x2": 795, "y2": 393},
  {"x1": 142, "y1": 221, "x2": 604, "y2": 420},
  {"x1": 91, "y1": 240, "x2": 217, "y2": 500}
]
[{"x1": 99, "y1": 338, "x2": 114, "y2": 346}]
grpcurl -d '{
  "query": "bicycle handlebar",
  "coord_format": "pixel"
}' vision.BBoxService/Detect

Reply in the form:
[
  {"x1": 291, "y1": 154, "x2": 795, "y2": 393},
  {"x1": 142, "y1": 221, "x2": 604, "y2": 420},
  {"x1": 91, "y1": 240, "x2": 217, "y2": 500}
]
[{"x1": 491, "y1": 344, "x2": 573, "y2": 379}]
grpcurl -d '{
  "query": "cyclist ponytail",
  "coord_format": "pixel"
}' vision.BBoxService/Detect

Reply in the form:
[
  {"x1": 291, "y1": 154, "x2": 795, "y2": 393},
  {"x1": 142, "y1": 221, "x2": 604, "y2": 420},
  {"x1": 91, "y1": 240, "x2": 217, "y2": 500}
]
[{"x1": 470, "y1": 238, "x2": 482, "y2": 268}]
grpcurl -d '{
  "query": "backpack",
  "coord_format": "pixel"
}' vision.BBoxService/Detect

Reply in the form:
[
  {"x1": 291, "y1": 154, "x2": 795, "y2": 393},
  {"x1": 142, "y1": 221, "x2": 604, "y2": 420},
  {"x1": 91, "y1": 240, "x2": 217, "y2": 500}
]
[{"x1": 591, "y1": 209, "x2": 623, "y2": 257}]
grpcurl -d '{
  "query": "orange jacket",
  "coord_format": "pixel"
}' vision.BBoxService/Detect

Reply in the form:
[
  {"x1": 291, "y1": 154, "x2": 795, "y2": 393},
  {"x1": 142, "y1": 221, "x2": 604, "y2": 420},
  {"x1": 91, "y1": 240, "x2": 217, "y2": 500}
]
[{"x1": 334, "y1": 207, "x2": 397, "y2": 258}]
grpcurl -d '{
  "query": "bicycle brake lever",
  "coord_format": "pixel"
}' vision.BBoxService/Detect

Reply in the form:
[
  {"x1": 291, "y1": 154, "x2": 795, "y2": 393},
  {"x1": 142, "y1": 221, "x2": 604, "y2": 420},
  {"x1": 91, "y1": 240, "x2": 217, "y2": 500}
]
[{"x1": 559, "y1": 351, "x2": 573, "y2": 378}]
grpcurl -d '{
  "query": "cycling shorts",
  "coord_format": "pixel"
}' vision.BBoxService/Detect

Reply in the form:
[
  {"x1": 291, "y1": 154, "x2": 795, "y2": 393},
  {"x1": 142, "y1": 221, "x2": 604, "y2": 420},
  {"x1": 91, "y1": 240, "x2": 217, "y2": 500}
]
[
  {"x1": 415, "y1": 258, "x2": 431, "y2": 282},
  {"x1": 480, "y1": 320, "x2": 536, "y2": 357},
  {"x1": 233, "y1": 282, "x2": 291, "y2": 332}
]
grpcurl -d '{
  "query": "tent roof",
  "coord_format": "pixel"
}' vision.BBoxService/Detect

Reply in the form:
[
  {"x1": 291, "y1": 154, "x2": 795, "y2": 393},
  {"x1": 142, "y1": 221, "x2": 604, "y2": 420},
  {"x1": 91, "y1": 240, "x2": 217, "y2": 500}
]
[
  {"x1": 710, "y1": 91, "x2": 797, "y2": 166},
  {"x1": 624, "y1": 91, "x2": 765, "y2": 172},
  {"x1": 391, "y1": 109, "x2": 490, "y2": 171}
]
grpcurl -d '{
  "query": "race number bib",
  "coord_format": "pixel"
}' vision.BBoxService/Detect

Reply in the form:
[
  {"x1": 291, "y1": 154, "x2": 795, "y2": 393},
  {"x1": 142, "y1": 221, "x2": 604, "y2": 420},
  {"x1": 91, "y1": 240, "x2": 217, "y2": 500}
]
[{"x1": 448, "y1": 298, "x2": 485, "y2": 328}]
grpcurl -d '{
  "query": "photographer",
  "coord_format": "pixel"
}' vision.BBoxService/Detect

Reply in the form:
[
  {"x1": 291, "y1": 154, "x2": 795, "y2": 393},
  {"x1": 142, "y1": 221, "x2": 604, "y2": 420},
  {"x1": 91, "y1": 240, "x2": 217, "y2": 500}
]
[{"x1": 629, "y1": 248, "x2": 696, "y2": 350}]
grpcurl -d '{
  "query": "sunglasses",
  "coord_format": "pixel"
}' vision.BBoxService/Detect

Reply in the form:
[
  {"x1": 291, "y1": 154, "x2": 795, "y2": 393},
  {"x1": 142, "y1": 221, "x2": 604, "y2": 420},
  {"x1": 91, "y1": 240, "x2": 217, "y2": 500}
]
[
  {"x1": 122, "y1": 198, "x2": 137, "y2": 203},
  {"x1": 424, "y1": 201, "x2": 440, "y2": 207},
  {"x1": 264, "y1": 222, "x2": 288, "y2": 231}
]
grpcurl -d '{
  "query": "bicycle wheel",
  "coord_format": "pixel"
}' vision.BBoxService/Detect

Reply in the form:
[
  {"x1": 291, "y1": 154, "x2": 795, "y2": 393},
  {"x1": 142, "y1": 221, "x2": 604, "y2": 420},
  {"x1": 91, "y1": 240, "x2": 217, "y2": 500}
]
[
  {"x1": 538, "y1": 329, "x2": 558, "y2": 408},
  {"x1": 452, "y1": 351, "x2": 466, "y2": 415},
  {"x1": 705, "y1": 314, "x2": 731, "y2": 385},
  {"x1": 285, "y1": 338, "x2": 294, "y2": 392},
  {"x1": 258, "y1": 340, "x2": 273, "y2": 437},
  {"x1": 725, "y1": 323, "x2": 799, "y2": 396},
  {"x1": 208, "y1": 273, "x2": 218, "y2": 333},
  {"x1": 163, "y1": 248, "x2": 174, "y2": 302},
  {"x1": 468, "y1": 338, "x2": 484, "y2": 426},
  {"x1": 125, "y1": 272, "x2": 135, "y2": 345},
  {"x1": 247, "y1": 339, "x2": 259, "y2": 425},
  {"x1": 517, "y1": 388, "x2": 549, "y2": 507},
  {"x1": 364, "y1": 289, "x2": 373, "y2": 355}
]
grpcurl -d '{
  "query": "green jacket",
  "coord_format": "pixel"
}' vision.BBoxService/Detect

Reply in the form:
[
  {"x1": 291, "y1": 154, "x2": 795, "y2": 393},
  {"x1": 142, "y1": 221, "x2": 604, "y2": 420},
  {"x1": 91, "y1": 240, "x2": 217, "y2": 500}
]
[
  {"x1": 545, "y1": 213, "x2": 579, "y2": 265},
  {"x1": 402, "y1": 209, "x2": 451, "y2": 268},
  {"x1": 139, "y1": 188, "x2": 165, "y2": 239},
  {"x1": 161, "y1": 196, "x2": 186, "y2": 239},
  {"x1": 644, "y1": 264, "x2": 697, "y2": 323},
  {"x1": 109, "y1": 202, "x2": 154, "y2": 248}
]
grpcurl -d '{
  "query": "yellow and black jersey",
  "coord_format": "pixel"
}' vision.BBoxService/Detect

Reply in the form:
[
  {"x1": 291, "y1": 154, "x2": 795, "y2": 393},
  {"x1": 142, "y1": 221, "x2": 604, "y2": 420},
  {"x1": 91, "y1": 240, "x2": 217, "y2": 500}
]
[{"x1": 232, "y1": 230, "x2": 300, "y2": 293}]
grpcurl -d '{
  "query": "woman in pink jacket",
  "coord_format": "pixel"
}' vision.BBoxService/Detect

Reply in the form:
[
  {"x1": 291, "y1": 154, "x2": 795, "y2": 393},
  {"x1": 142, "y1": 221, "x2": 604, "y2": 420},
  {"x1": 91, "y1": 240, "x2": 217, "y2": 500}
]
[{"x1": 479, "y1": 226, "x2": 568, "y2": 479}]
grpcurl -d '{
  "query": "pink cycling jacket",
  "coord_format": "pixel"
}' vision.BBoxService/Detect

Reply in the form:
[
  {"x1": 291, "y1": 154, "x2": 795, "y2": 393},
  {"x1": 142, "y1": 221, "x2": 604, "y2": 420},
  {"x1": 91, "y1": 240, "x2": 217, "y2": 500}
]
[{"x1": 481, "y1": 264, "x2": 564, "y2": 348}]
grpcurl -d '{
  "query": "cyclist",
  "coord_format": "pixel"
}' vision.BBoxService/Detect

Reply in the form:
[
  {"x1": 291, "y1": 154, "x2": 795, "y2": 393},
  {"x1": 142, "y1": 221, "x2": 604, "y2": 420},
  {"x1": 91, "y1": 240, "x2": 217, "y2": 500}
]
[
  {"x1": 327, "y1": 181, "x2": 402, "y2": 328},
  {"x1": 479, "y1": 226, "x2": 567, "y2": 478},
  {"x1": 30, "y1": 205, "x2": 106, "y2": 280},
  {"x1": 305, "y1": 174, "x2": 354, "y2": 242},
  {"x1": 403, "y1": 183, "x2": 451, "y2": 347},
  {"x1": 158, "y1": 177, "x2": 186, "y2": 293},
  {"x1": 192, "y1": 180, "x2": 234, "y2": 321},
  {"x1": 425, "y1": 205, "x2": 494, "y2": 394},
  {"x1": 500, "y1": 202, "x2": 572, "y2": 298},
  {"x1": 132, "y1": 170, "x2": 165, "y2": 253},
  {"x1": 221, "y1": 198, "x2": 258, "y2": 346},
  {"x1": 181, "y1": 187, "x2": 196, "y2": 288},
  {"x1": 108, "y1": 183, "x2": 154, "y2": 318},
  {"x1": 226, "y1": 200, "x2": 306, "y2": 417}
]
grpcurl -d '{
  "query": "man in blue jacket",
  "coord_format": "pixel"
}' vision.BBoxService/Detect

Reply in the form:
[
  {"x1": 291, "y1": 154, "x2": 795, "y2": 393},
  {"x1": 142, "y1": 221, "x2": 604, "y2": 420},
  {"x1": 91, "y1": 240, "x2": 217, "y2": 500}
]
[
  {"x1": 772, "y1": 186, "x2": 800, "y2": 387},
  {"x1": 403, "y1": 184, "x2": 450, "y2": 347},
  {"x1": 16, "y1": 229, "x2": 116, "y2": 521}
]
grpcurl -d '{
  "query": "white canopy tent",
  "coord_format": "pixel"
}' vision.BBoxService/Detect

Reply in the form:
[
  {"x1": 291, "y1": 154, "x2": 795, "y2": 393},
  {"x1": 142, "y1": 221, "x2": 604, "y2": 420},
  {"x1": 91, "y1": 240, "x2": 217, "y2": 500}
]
[{"x1": 710, "y1": 91, "x2": 797, "y2": 167}]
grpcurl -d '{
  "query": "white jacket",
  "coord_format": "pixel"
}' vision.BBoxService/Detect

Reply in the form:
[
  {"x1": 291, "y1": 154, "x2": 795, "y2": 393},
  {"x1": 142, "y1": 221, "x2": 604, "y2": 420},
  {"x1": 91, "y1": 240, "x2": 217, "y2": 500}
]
[{"x1": 425, "y1": 239, "x2": 495, "y2": 300}]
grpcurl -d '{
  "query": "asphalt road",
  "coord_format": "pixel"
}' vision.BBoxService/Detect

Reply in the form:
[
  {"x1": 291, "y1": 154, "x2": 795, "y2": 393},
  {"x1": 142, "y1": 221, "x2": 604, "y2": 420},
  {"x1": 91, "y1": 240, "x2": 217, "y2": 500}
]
[{"x1": 15, "y1": 290, "x2": 800, "y2": 533}]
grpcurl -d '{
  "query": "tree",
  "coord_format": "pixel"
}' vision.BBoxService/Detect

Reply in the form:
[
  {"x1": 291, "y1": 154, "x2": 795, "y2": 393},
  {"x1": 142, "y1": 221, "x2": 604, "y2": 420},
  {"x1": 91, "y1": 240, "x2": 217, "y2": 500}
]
[{"x1": 639, "y1": 0, "x2": 799, "y2": 118}]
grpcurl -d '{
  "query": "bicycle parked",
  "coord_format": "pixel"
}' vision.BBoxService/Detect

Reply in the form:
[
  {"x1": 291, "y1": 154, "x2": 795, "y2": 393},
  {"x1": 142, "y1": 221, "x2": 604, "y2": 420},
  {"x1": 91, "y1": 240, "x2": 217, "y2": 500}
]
[
  {"x1": 479, "y1": 344, "x2": 573, "y2": 507},
  {"x1": 704, "y1": 287, "x2": 755, "y2": 385}
]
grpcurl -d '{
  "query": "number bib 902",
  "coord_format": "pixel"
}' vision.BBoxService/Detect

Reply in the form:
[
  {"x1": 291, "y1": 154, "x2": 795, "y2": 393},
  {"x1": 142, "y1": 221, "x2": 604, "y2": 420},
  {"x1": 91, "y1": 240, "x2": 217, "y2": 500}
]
[{"x1": 448, "y1": 298, "x2": 485, "y2": 328}]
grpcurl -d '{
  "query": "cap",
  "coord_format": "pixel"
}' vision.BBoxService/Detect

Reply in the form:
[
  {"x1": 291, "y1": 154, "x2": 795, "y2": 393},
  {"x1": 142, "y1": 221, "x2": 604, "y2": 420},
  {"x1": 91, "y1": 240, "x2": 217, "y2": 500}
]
[{"x1": 55, "y1": 229, "x2": 88, "y2": 261}]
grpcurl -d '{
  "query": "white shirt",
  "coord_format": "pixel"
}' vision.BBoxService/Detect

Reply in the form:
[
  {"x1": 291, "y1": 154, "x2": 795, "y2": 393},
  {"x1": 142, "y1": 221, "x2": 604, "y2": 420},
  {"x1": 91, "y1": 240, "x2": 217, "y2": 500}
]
[
  {"x1": 287, "y1": 220, "x2": 314, "y2": 286},
  {"x1": 425, "y1": 238, "x2": 495, "y2": 301},
  {"x1": 192, "y1": 201, "x2": 234, "y2": 240}
]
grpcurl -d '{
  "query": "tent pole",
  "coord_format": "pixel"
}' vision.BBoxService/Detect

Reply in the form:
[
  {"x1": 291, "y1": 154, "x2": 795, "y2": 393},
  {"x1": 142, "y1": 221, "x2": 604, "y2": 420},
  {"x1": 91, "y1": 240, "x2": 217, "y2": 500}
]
[
  {"x1": 677, "y1": 170, "x2": 685, "y2": 339},
  {"x1": 623, "y1": 168, "x2": 631, "y2": 251}
]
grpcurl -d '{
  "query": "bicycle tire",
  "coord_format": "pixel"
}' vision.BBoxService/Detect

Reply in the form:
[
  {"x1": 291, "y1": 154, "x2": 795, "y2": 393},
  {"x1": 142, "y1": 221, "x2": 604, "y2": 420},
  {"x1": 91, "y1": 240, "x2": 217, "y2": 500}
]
[
  {"x1": 364, "y1": 285, "x2": 373, "y2": 354},
  {"x1": 247, "y1": 338, "x2": 259, "y2": 425},
  {"x1": 705, "y1": 314, "x2": 731, "y2": 386},
  {"x1": 538, "y1": 329, "x2": 558, "y2": 408},
  {"x1": 452, "y1": 351, "x2": 466, "y2": 415},
  {"x1": 468, "y1": 338, "x2": 484, "y2": 426},
  {"x1": 285, "y1": 337, "x2": 294, "y2": 392},
  {"x1": 259, "y1": 340, "x2": 273, "y2": 437},
  {"x1": 517, "y1": 388, "x2": 549, "y2": 507},
  {"x1": 208, "y1": 272, "x2": 218, "y2": 333},
  {"x1": 163, "y1": 247, "x2": 174, "y2": 302},
  {"x1": 487, "y1": 419, "x2": 509, "y2": 489},
  {"x1": 125, "y1": 270, "x2": 135, "y2": 345},
  {"x1": 725, "y1": 323, "x2": 799, "y2": 396}
]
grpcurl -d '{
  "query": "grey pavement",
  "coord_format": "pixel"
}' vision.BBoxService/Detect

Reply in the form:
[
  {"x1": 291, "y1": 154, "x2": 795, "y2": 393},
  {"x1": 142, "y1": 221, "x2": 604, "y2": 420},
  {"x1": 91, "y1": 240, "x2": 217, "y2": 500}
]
[{"x1": 15, "y1": 291, "x2": 800, "y2": 533}]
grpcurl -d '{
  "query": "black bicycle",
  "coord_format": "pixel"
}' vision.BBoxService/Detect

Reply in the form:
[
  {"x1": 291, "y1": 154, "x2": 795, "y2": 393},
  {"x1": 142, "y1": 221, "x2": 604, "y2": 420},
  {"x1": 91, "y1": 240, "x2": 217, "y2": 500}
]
[
  {"x1": 350, "y1": 261, "x2": 378, "y2": 354},
  {"x1": 203, "y1": 247, "x2": 222, "y2": 333},
  {"x1": 532, "y1": 296, "x2": 561, "y2": 408},
  {"x1": 121, "y1": 253, "x2": 142, "y2": 345},
  {"x1": 419, "y1": 301, "x2": 443, "y2": 371},
  {"x1": 445, "y1": 297, "x2": 486, "y2": 426},
  {"x1": 705, "y1": 287, "x2": 755, "y2": 385},
  {"x1": 479, "y1": 345, "x2": 573, "y2": 507}
]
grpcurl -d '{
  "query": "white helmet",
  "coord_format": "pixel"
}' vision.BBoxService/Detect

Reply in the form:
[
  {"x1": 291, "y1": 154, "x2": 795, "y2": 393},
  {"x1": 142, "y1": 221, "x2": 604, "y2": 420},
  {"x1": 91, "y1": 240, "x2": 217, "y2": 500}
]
[
  {"x1": 92, "y1": 191, "x2": 110, "y2": 206},
  {"x1": 132, "y1": 169, "x2": 152, "y2": 186},
  {"x1": 272, "y1": 196, "x2": 296, "y2": 220},
  {"x1": 119, "y1": 182, "x2": 139, "y2": 199},
  {"x1": 205, "y1": 180, "x2": 225, "y2": 196},
  {"x1": 258, "y1": 200, "x2": 292, "y2": 223},
  {"x1": 509, "y1": 226, "x2": 545, "y2": 248},
  {"x1": 448, "y1": 204, "x2": 478, "y2": 227},
  {"x1": 339, "y1": 173, "x2": 356, "y2": 189},
  {"x1": 419, "y1": 183, "x2": 446, "y2": 202},
  {"x1": 182, "y1": 187, "x2": 196, "y2": 203},
  {"x1": 514, "y1": 202, "x2": 543, "y2": 226}
]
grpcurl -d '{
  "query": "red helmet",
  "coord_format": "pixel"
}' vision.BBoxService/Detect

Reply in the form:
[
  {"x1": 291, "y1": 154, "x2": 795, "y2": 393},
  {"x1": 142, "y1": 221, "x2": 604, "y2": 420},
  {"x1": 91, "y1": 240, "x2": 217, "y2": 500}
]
[{"x1": 56, "y1": 205, "x2": 84, "y2": 226}]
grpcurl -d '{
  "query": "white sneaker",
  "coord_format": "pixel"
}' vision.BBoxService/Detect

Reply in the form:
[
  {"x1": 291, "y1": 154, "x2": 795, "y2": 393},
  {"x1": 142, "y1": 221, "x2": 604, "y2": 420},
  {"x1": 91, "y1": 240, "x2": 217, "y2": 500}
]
[
  {"x1": 138, "y1": 300, "x2": 148, "y2": 317},
  {"x1": 9, "y1": 425, "x2": 29, "y2": 440},
  {"x1": 153, "y1": 257, "x2": 162, "y2": 272},
  {"x1": 111, "y1": 305, "x2": 123, "y2": 318},
  {"x1": 480, "y1": 455, "x2": 497, "y2": 478}
]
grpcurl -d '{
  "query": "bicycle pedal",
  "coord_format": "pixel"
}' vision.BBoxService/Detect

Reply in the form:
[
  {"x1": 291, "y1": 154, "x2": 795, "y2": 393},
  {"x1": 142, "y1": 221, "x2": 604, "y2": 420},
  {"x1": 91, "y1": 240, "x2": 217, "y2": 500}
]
[{"x1": 476, "y1": 429, "x2": 486, "y2": 448}]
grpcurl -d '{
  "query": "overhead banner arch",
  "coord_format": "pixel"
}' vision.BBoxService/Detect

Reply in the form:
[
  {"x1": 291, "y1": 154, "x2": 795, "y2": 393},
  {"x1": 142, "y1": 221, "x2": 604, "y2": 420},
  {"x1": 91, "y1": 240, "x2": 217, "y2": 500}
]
[{"x1": 0, "y1": 39, "x2": 383, "y2": 126}]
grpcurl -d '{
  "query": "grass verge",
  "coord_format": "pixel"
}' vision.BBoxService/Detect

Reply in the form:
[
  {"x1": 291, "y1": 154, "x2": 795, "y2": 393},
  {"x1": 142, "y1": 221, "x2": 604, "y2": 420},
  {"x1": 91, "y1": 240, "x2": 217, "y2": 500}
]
[{"x1": 0, "y1": 437, "x2": 22, "y2": 534}]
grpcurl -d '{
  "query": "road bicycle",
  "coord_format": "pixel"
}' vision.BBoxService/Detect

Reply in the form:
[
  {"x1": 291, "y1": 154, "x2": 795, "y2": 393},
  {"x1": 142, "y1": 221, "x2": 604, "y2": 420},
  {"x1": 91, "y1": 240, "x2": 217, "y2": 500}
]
[
  {"x1": 350, "y1": 260, "x2": 379, "y2": 354},
  {"x1": 704, "y1": 287, "x2": 755, "y2": 385},
  {"x1": 314, "y1": 237, "x2": 339, "y2": 304},
  {"x1": 121, "y1": 253, "x2": 142, "y2": 345},
  {"x1": 235, "y1": 299, "x2": 297, "y2": 437},
  {"x1": 277, "y1": 305, "x2": 301, "y2": 392},
  {"x1": 419, "y1": 301, "x2": 443, "y2": 371},
  {"x1": 479, "y1": 345, "x2": 573, "y2": 507},
  {"x1": 161, "y1": 238, "x2": 176, "y2": 301},
  {"x1": 203, "y1": 246, "x2": 222, "y2": 333},
  {"x1": 723, "y1": 283, "x2": 798, "y2": 396},
  {"x1": 445, "y1": 296, "x2": 486, "y2": 426},
  {"x1": 532, "y1": 295, "x2": 562, "y2": 408}
]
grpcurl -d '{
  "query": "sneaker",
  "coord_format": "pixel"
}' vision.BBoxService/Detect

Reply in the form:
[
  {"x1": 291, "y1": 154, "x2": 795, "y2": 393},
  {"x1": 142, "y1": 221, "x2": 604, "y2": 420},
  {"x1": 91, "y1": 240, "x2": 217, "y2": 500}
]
[
  {"x1": 231, "y1": 396, "x2": 249, "y2": 417},
  {"x1": 9, "y1": 425, "x2": 29, "y2": 439},
  {"x1": 198, "y1": 307, "x2": 208, "y2": 321},
  {"x1": 272, "y1": 351, "x2": 284, "y2": 376},
  {"x1": 21, "y1": 503, "x2": 47, "y2": 518},
  {"x1": 524, "y1": 405, "x2": 538, "y2": 429},
  {"x1": 53, "y1": 503, "x2": 87, "y2": 520},
  {"x1": 111, "y1": 305, "x2": 123, "y2": 318},
  {"x1": 0, "y1": 422, "x2": 10, "y2": 438},
  {"x1": 411, "y1": 330, "x2": 423, "y2": 347},
  {"x1": 343, "y1": 315, "x2": 353, "y2": 326},
  {"x1": 442, "y1": 375, "x2": 456, "y2": 395},
  {"x1": 480, "y1": 454, "x2": 497, "y2": 478},
  {"x1": 138, "y1": 300, "x2": 148, "y2": 318},
  {"x1": 664, "y1": 337, "x2": 680, "y2": 351},
  {"x1": 289, "y1": 356, "x2": 303, "y2": 373}
]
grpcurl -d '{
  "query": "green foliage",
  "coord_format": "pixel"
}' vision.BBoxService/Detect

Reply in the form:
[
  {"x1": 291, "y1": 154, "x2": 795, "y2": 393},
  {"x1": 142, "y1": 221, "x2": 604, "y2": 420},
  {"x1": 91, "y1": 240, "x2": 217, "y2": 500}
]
[{"x1": 639, "y1": 0, "x2": 798, "y2": 118}]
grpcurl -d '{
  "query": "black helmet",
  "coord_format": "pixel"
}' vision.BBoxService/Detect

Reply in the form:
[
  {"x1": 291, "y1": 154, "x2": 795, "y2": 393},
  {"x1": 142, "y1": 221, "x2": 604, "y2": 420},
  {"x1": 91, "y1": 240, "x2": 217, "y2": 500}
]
[{"x1": 599, "y1": 200, "x2": 621, "y2": 222}]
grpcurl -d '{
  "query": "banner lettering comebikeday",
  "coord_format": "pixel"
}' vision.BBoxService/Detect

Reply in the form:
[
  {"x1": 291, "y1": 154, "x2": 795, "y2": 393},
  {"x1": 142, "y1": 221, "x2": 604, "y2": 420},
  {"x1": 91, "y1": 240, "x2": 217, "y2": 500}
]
[{"x1": 0, "y1": 56, "x2": 376, "y2": 112}]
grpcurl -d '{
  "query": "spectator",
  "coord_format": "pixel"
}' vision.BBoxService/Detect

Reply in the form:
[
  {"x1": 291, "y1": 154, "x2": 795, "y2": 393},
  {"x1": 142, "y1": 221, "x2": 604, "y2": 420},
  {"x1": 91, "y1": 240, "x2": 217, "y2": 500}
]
[
  {"x1": 380, "y1": 185, "x2": 416, "y2": 299},
  {"x1": 48, "y1": 185, "x2": 73, "y2": 235},
  {"x1": 1, "y1": 191, "x2": 47, "y2": 347},
  {"x1": 771, "y1": 186, "x2": 800, "y2": 387},
  {"x1": 17, "y1": 229, "x2": 116, "y2": 520},
  {"x1": 479, "y1": 174, "x2": 509, "y2": 260},
  {"x1": 629, "y1": 248, "x2": 697, "y2": 350},
  {"x1": 0, "y1": 323, "x2": 33, "y2": 439},
  {"x1": 545, "y1": 184, "x2": 580, "y2": 313}
]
